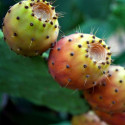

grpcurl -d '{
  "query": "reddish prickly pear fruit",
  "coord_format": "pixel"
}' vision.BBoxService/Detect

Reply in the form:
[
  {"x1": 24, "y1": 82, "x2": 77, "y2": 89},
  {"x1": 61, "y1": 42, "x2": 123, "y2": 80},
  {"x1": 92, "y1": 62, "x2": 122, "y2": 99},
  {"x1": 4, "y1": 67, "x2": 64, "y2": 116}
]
[
  {"x1": 71, "y1": 111, "x2": 107, "y2": 125},
  {"x1": 84, "y1": 66, "x2": 125, "y2": 113},
  {"x1": 95, "y1": 110, "x2": 125, "y2": 125},
  {"x1": 2, "y1": 0, "x2": 59, "y2": 56},
  {"x1": 48, "y1": 33, "x2": 111, "y2": 90}
]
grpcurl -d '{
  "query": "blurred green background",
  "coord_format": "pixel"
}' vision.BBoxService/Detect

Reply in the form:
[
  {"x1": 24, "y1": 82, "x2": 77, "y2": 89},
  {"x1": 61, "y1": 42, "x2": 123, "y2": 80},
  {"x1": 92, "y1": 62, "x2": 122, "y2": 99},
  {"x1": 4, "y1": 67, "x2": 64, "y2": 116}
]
[{"x1": 0, "y1": 0, "x2": 125, "y2": 124}]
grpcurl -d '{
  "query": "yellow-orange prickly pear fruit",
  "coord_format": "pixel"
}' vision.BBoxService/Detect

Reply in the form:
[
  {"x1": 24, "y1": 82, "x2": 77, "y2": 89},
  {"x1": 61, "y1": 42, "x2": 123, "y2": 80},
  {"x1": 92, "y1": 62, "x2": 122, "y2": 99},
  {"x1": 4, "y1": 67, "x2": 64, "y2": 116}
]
[
  {"x1": 84, "y1": 66, "x2": 125, "y2": 113},
  {"x1": 48, "y1": 33, "x2": 111, "y2": 90},
  {"x1": 2, "y1": 0, "x2": 59, "y2": 56}
]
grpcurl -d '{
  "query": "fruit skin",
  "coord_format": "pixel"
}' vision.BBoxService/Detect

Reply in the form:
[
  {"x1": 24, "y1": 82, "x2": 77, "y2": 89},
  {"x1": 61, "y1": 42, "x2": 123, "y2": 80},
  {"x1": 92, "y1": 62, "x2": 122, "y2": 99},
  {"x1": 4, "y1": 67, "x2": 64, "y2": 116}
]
[
  {"x1": 71, "y1": 111, "x2": 107, "y2": 125},
  {"x1": 2, "y1": 0, "x2": 59, "y2": 56},
  {"x1": 48, "y1": 33, "x2": 111, "y2": 90},
  {"x1": 95, "y1": 110, "x2": 125, "y2": 125},
  {"x1": 84, "y1": 66, "x2": 125, "y2": 113}
]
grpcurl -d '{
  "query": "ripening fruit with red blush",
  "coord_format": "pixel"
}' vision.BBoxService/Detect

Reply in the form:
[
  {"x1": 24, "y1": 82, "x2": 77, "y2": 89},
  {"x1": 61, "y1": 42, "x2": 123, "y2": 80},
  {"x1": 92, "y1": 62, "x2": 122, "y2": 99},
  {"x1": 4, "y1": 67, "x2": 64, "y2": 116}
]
[
  {"x1": 84, "y1": 66, "x2": 125, "y2": 113},
  {"x1": 95, "y1": 110, "x2": 125, "y2": 125},
  {"x1": 2, "y1": 0, "x2": 59, "y2": 56},
  {"x1": 48, "y1": 33, "x2": 111, "y2": 90}
]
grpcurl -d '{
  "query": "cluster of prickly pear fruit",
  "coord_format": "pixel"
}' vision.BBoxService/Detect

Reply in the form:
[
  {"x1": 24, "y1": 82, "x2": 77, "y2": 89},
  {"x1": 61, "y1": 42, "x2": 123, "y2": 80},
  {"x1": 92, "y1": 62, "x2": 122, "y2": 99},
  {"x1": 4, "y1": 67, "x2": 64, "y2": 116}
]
[
  {"x1": 2, "y1": 0, "x2": 125, "y2": 124},
  {"x1": 48, "y1": 33, "x2": 111, "y2": 90},
  {"x1": 2, "y1": 0, "x2": 59, "y2": 56},
  {"x1": 82, "y1": 65, "x2": 125, "y2": 125},
  {"x1": 71, "y1": 111, "x2": 107, "y2": 125},
  {"x1": 48, "y1": 33, "x2": 125, "y2": 124}
]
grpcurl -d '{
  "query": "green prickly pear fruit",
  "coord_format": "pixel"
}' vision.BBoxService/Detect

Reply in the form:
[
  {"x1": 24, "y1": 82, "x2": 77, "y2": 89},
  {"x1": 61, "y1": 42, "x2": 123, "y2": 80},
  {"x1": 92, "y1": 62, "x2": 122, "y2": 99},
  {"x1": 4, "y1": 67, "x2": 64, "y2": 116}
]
[
  {"x1": 2, "y1": 0, "x2": 59, "y2": 56},
  {"x1": 84, "y1": 66, "x2": 125, "y2": 113},
  {"x1": 48, "y1": 33, "x2": 111, "y2": 90}
]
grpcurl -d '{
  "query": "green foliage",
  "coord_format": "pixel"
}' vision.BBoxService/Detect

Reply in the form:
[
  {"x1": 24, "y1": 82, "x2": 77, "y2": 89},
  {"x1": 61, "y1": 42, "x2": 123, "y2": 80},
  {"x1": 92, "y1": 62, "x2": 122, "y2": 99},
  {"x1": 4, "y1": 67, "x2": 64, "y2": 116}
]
[
  {"x1": 53, "y1": 0, "x2": 112, "y2": 34},
  {"x1": 54, "y1": 0, "x2": 84, "y2": 33},
  {"x1": 0, "y1": 33, "x2": 89, "y2": 115},
  {"x1": 109, "y1": 1, "x2": 125, "y2": 30},
  {"x1": 0, "y1": 30, "x2": 3, "y2": 38},
  {"x1": 113, "y1": 52, "x2": 125, "y2": 65},
  {"x1": 69, "y1": 19, "x2": 114, "y2": 40},
  {"x1": 76, "y1": 0, "x2": 112, "y2": 19}
]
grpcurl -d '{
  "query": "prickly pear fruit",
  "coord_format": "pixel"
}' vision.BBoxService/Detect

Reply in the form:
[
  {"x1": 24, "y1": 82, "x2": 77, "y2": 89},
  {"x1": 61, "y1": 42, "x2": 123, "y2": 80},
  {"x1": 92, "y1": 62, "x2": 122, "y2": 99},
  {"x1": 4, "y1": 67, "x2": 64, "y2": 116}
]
[
  {"x1": 2, "y1": 0, "x2": 59, "y2": 56},
  {"x1": 72, "y1": 111, "x2": 107, "y2": 125},
  {"x1": 95, "y1": 110, "x2": 125, "y2": 125},
  {"x1": 48, "y1": 33, "x2": 111, "y2": 90},
  {"x1": 84, "y1": 66, "x2": 125, "y2": 113}
]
